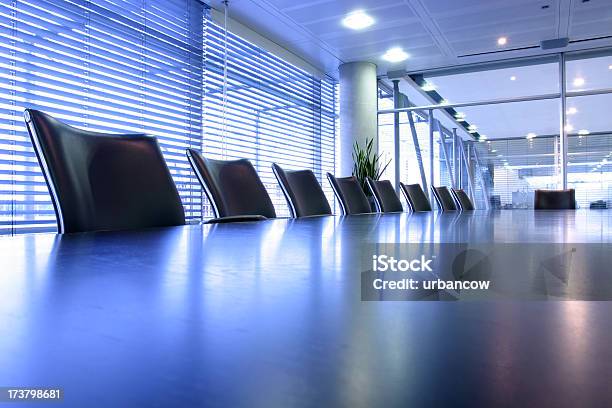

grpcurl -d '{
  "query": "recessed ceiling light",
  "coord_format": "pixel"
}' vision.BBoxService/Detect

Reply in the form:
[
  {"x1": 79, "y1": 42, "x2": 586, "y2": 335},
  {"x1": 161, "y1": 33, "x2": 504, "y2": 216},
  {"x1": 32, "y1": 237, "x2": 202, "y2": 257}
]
[
  {"x1": 467, "y1": 124, "x2": 477, "y2": 131},
  {"x1": 564, "y1": 124, "x2": 574, "y2": 132},
  {"x1": 491, "y1": 149, "x2": 497, "y2": 153},
  {"x1": 573, "y1": 77, "x2": 585, "y2": 87},
  {"x1": 497, "y1": 36, "x2": 508, "y2": 46},
  {"x1": 567, "y1": 107, "x2": 577, "y2": 115},
  {"x1": 342, "y1": 10, "x2": 374, "y2": 30},
  {"x1": 439, "y1": 99, "x2": 449, "y2": 105},
  {"x1": 609, "y1": 64, "x2": 612, "y2": 70},
  {"x1": 578, "y1": 129, "x2": 590, "y2": 135},
  {"x1": 421, "y1": 82, "x2": 436, "y2": 92},
  {"x1": 526, "y1": 132, "x2": 537, "y2": 139},
  {"x1": 382, "y1": 47, "x2": 409, "y2": 62},
  {"x1": 510, "y1": 76, "x2": 517, "y2": 81},
  {"x1": 454, "y1": 112, "x2": 466, "y2": 119}
]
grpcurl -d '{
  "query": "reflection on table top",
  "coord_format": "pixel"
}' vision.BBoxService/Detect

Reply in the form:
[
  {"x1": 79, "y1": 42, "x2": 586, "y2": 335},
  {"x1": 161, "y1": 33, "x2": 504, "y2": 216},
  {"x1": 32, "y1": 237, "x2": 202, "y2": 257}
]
[{"x1": 1, "y1": 210, "x2": 612, "y2": 407}]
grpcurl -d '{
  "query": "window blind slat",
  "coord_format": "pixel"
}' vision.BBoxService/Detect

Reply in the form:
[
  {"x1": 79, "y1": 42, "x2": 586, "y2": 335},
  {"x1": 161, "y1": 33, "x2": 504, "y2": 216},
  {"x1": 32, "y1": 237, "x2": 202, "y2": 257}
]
[
  {"x1": 203, "y1": 17, "x2": 337, "y2": 218},
  {"x1": 0, "y1": 2, "x2": 337, "y2": 235},
  {"x1": 0, "y1": 0, "x2": 204, "y2": 235}
]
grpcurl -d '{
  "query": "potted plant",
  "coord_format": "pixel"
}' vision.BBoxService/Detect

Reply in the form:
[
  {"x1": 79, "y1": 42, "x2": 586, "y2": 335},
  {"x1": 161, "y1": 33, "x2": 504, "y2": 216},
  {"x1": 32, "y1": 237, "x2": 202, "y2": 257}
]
[{"x1": 352, "y1": 138, "x2": 391, "y2": 210}]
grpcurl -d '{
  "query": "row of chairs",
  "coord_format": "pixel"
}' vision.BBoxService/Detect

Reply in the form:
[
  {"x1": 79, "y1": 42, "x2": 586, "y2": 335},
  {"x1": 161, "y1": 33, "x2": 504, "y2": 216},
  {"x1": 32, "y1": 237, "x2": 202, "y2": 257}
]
[
  {"x1": 25, "y1": 109, "x2": 569, "y2": 234},
  {"x1": 24, "y1": 109, "x2": 470, "y2": 233},
  {"x1": 329, "y1": 175, "x2": 473, "y2": 214},
  {"x1": 190, "y1": 147, "x2": 472, "y2": 219}
]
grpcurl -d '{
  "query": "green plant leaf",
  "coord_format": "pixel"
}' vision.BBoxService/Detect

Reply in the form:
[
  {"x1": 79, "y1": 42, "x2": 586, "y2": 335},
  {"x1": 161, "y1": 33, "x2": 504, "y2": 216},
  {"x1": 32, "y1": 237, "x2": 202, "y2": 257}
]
[{"x1": 351, "y1": 137, "x2": 392, "y2": 194}]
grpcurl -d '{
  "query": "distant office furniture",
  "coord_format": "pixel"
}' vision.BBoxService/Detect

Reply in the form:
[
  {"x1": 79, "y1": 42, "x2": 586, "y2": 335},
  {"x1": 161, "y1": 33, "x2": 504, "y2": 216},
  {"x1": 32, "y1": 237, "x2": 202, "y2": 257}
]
[
  {"x1": 431, "y1": 186, "x2": 458, "y2": 211},
  {"x1": 187, "y1": 149, "x2": 275, "y2": 221},
  {"x1": 534, "y1": 189, "x2": 576, "y2": 210},
  {"x1": 272, "y1": 164, "x2": 332, "y2": 218},
  {"x1": 589, "y1": 200, "x2": 607, "y2": 209},
  {"x1": 399, "y1": 183, "x2": 432, "y2": 212},
  {"x1": 451, "y1": 188, "x2": 475, "y2": 211},
  {"x1": 326, "y1": 173, "x2": 372, "y2": 215},
  {"x1": 490, "y1": 195, "x2": 502, "y2": 210},
  {"x1": 24, "y1": 109, "x2": 185, "y2": 233},
  {"x1": 366, "y1": 178, "x2": 403, "y2": 213}
]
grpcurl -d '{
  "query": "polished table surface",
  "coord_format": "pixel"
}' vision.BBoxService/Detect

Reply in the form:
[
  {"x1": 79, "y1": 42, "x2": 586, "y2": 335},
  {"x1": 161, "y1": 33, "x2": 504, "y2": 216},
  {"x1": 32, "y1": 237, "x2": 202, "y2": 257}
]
[{"x1": 1, "y1": 210, "x2": 612, "y2": 407}]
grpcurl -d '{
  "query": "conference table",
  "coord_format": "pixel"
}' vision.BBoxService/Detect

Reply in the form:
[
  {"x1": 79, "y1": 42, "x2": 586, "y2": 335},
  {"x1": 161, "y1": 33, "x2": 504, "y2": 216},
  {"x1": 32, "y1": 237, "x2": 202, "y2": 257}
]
[{"x1": 1, "y1": 210, "x2": 612, "y2": 407}]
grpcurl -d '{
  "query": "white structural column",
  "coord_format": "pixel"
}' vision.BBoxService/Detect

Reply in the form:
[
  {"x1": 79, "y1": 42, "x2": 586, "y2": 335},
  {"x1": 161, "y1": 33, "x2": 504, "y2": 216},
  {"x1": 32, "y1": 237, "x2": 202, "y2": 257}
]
[{"x1": 338, "y1": 62, "x2": 378, "y2": 176}]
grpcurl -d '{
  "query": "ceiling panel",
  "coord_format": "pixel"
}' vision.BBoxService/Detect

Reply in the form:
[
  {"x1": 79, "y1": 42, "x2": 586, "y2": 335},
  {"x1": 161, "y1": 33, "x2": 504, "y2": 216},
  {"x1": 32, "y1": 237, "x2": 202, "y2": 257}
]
[
  {"x1": 570, "y1": 0, "x2": 612, "y2": 40},
  {"x1": 430, "y1": 1, "x2": 557, "y2": 55},
  {"x1": 207, "y1": 0, "x2": 612, "y2": 77},
  {"x1": 278, "y1": 0, "x2": 405, "y2": 25},
  {"x1": 322, "y1": 27, "x2": 435, "y2": 52}
]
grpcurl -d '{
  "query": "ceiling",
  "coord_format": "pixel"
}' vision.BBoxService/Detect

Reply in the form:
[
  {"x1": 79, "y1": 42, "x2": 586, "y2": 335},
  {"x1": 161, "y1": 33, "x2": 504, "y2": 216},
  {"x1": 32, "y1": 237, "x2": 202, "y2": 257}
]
[{"x1": 208, "y1": 0, "x2": 612, "y2": 78}]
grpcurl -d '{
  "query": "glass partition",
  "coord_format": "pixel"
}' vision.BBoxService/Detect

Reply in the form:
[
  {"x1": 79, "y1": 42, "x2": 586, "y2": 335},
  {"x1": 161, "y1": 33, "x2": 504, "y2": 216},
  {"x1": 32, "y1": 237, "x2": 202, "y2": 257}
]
[
  {"x1": 379, "y1": 51, "x2": 612, "y2": 210},
  {"x1": 421, "y1": 62, "x2": 559, "y2": 103}
]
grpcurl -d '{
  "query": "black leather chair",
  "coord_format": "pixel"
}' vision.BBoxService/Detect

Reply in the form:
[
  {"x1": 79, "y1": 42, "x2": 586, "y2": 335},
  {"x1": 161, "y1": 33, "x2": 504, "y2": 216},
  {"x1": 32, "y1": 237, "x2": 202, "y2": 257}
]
[
  {"x1": 431, "y1": 186, "x2": 458, "y2": 211},
  {"x1": 186, "y1": 148, "x2": 276, "y2": 221},
  {"x1": 366, "y1": 178, "x2": 403, "y2": 213},
  {"x1": 451, "y1": 188, "x2": 475, "y2": 211},
  {"x1": 24, "y1": 109, "x2": 186, "y2": 233},
  {"x1": 534, "y1": 189, "x2": 576, "y2": 210},
  {"x1": 326, "y1": 173, "x2": 372, "y2": 215},
  {"x1": 399, "y1": 183, "x2": 432, "y2": 212},
  {"x1": 272, "y1": 164, "x2": 331, "y2": 218}
]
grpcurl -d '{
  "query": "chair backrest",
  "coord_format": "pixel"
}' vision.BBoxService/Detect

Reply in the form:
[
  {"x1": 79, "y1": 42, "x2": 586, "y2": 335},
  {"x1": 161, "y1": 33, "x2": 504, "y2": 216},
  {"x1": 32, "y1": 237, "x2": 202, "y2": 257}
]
[
  {"x1": 186, "y1": 148, "x2": 276, "y2": 218},
  {"x1": 399, "y1": 183, "x2": 432, "y2": 212},
  {"x1": 366, "y1": 178, "x2": 403, "y2": 213},
  {"x1": 24, "y1": 109, "x2": 185, "y2": 233},
  {"x1": 326, "y1": 173, "x2": 372, "y2": 215},
  {"x1": 451, "y1": 188, "x2": 475, "y2": 211},
  {"x1": 534, "y1": 189, "x2": 576, "y2": 210},
  {"x1": 272, "y1": 164, "x2": 331, "y2": 218},
  {"x1": 431, "y1": 186, "x2": 458, "y2": 211}
]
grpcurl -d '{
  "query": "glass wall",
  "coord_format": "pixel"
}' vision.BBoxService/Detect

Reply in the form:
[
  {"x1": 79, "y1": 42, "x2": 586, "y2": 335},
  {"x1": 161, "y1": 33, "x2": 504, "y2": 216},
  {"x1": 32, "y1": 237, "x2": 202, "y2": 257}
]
[
  {"x1": 565, "y1": 54, "x2": 612, "y2": 208},
  {"x1": 379, "y1": 51, "x2": 612, "y2": 209},
  {"x1": 378, "y1": 94, "x2": 440, "y2": 205}
]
